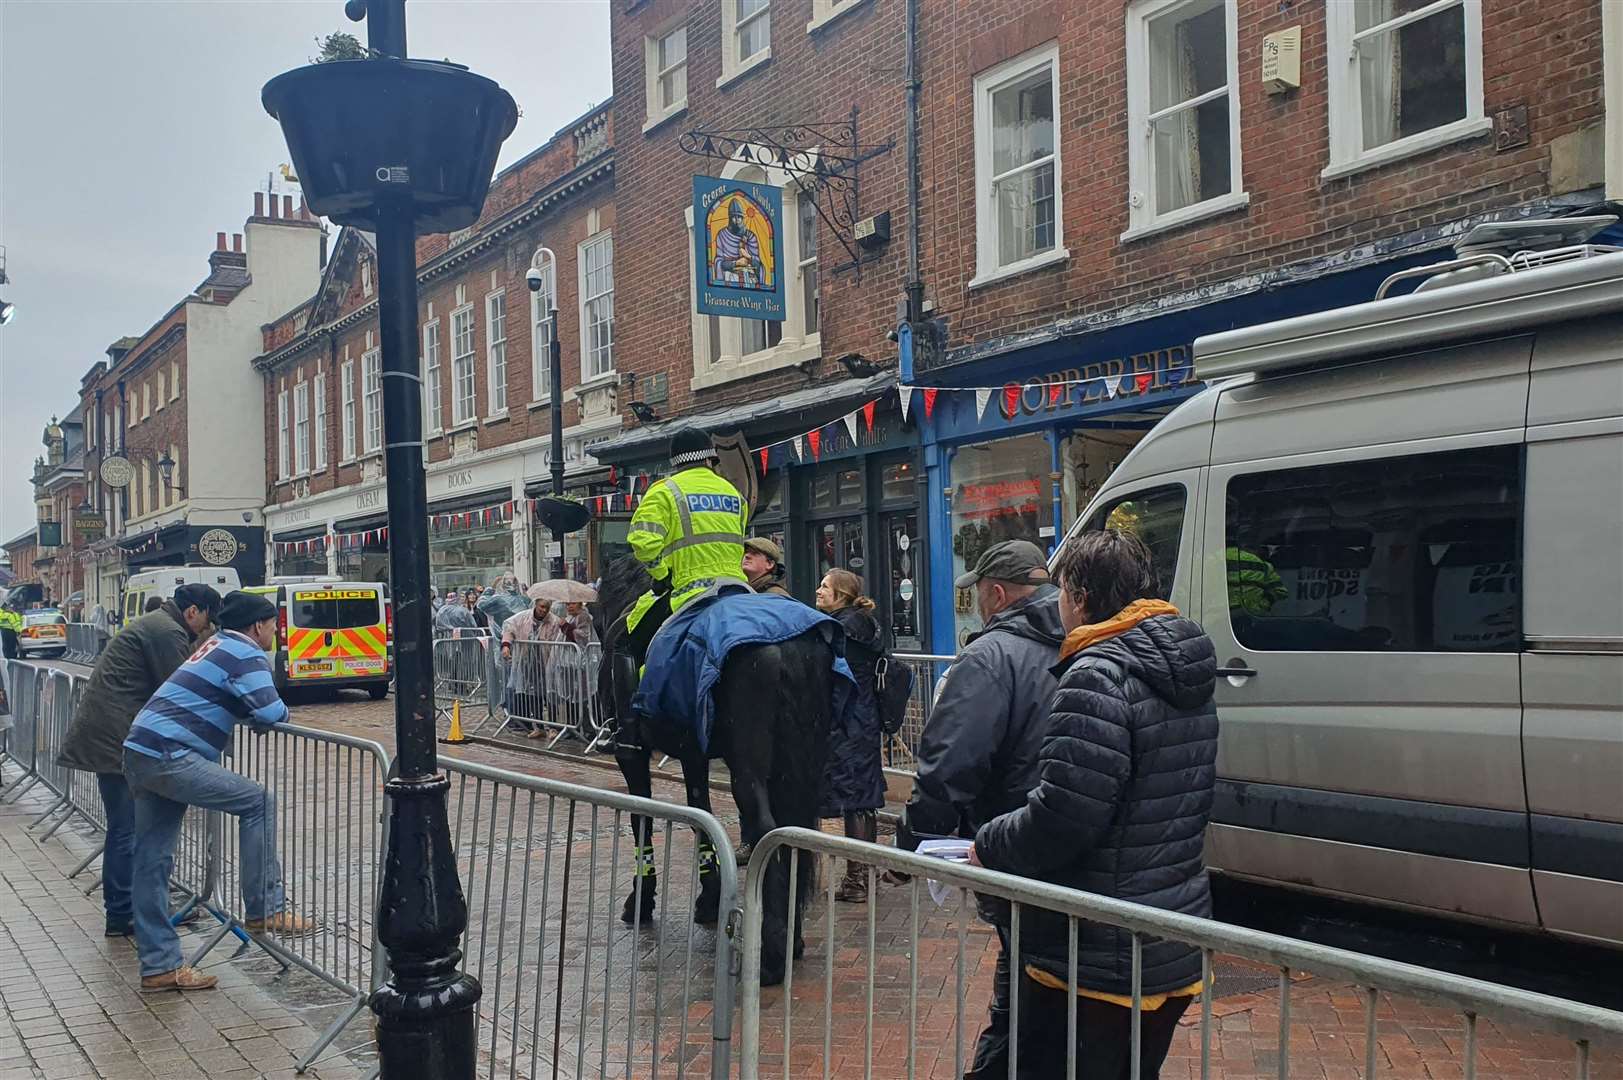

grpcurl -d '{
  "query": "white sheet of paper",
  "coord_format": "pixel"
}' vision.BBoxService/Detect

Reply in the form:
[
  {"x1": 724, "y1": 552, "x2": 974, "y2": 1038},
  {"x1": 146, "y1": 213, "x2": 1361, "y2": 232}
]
[{"x1": 915, "y1": 838, "x2": 974, "y2": 906}]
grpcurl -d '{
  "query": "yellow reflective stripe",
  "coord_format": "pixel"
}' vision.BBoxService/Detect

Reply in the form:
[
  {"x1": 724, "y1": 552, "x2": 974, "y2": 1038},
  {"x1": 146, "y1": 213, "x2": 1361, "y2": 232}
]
[
  {"x1": 667, "y1": 532, "x2": 748, "y2": 552},
  {"x1": 665, "y1": 476, "x2": 695, "y2": 538},
  {"x1": 628, "y1": 521, "x2": 667, "y2": 537}
]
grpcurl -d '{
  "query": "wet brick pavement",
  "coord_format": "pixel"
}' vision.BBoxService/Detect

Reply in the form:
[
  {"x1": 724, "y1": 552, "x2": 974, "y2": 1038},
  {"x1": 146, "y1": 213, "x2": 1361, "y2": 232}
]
[{"x1": 6, "y1": 673, "x2": 1622, "y2": 1078}]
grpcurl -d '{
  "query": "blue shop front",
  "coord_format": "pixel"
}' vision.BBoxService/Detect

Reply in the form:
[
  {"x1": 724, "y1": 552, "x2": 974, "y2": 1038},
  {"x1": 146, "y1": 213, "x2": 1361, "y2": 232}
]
[{"x1": 917, "y1": 253, "x2": 1446, "y2": 651}]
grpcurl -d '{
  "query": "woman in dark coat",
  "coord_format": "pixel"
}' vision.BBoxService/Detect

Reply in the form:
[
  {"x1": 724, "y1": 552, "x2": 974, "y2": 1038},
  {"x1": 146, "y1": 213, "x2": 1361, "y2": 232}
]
[
  {"x1": 814, "y1": 568, "x2": 887, "y2": 902},
  {"x1": 971, "y1": 528, "x2": 1218, "y2": 1079}
]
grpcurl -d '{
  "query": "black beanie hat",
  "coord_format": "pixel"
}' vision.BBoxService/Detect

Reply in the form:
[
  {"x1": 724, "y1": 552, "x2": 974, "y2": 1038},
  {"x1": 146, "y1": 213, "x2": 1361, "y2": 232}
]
[{"x1": 218, "y1": 590, "x2": 277, "y2": 631}]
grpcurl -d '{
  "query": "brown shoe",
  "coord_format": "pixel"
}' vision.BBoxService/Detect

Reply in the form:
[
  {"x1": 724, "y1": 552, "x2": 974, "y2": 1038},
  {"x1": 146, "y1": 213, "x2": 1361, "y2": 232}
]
[
  {"x1": 140, "y1": 966, "x2": 217, "y2": 993},
  {"x1": 245, "y1": 912, "x2": 317, "y2": 936},
  {"x1": 834, "y1": 868, "x2": 869, "y2": 903}
]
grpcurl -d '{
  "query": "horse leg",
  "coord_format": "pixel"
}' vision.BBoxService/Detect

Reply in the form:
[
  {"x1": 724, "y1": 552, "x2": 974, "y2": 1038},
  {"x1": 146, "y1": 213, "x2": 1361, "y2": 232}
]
[
  {"x1": 616, "y1": 744, "x2": 659, "y2": 926},
  {"x1": 680, "y1": 755, "x2": 721, "y2": 926}
]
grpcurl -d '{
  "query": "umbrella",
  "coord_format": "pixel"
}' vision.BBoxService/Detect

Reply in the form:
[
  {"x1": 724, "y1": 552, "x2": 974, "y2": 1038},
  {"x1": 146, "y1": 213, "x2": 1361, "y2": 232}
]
[{"x1": 527, "y1": 579, "x2": 597, "y2": 604}]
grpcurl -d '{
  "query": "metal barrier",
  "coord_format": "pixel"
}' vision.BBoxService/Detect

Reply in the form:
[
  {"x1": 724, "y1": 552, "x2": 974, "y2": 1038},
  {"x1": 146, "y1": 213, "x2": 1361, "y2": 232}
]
[
  {"x1": 434, "y1": 630, "x2": 499, "y2": 732},
  {"x1": 881, "y1": 652, "x2": 953, "y2": 776},
  {"x1": 0, "y1": 661, "x2": 42, "y2": 800},
  {"x1": 739, "y1": 828, "x2": 1623, "y2": 1080},
  {"x1": 491, "y1": 638, "x2": 608, "y2": 748},
  {"x1": 62, "y1": 622, "x2": 108, "y2": 665},
  {"x1": 440, "y1": 756, "x2": 739, "y2": 1080}
]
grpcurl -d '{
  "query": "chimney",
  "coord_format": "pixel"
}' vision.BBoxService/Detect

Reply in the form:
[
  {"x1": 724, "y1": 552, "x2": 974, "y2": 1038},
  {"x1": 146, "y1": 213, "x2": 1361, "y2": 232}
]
[
  {"x1": 268, "y1": 196, "x2": 278, "y2": 219},
  {"x1": 216, "y1": 232, "x2": 227, "y2": 251},
  {"x1": 283, "y1": 195, "x2": 294, "y2": 218},
  {"x1": 232, "y1": 233, "x2": 242, "y2": 253},
  {"x1": 255, "y1": 192, "x2": 265, "y2": 217}
]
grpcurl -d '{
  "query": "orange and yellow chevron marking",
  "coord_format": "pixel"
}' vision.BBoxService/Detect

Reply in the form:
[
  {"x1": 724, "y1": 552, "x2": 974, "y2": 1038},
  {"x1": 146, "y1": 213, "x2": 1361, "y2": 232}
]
[{"x1": 288, "y1": 625, "x2": 387, "y2": 665}]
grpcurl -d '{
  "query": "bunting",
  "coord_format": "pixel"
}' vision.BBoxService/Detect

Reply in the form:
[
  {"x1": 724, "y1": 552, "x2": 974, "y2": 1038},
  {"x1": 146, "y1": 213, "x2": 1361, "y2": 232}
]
[
  {"x1": 842, "y1": 411, "x2": 860, "y2": 444},
  {"x1": 808, "y1": 430, "x2": 822, "y2": 461},
  {"x1": 898, "y1": 387, "x2": 914, "y2": 424},
  {"x1": 974, "y1": 388, "x2": 992, "y2": 420},
  {"x1": 862, "y1": 400, "x2": 877, "y2": 432},
  {"x1": 923, "y1": 388, "x2": 938, "y2": 419}
]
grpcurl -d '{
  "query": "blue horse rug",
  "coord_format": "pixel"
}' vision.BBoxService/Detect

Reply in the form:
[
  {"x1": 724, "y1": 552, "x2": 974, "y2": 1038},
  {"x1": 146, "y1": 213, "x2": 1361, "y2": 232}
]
[{"x1": 632, "y1": 592, "x2": 856, "y2": 754}]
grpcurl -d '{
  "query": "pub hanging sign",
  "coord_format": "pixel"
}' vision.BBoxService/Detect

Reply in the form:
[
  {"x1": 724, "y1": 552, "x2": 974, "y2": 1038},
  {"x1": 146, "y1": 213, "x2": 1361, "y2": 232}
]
[{"x1": 692, "y1": 175, "x2": 784, "y2": 322}]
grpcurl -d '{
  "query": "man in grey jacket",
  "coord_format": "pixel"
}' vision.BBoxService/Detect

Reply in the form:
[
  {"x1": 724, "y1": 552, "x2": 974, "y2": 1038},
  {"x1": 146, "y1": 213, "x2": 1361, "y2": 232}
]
[
  {"x1": 58, "y1": 584, "x2": 220, "y2": 936},
  {"x1": 896, "y1": 539, "x2": 1064, "y2": 1079}
]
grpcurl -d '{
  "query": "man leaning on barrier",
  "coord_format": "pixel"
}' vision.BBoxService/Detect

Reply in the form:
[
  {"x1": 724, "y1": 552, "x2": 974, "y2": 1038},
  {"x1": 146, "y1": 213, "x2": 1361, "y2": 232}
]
[
  {"x1": 58, "y1": 583, "x2": 220, "y2": 938},
  {"x1": 969, "y1": 529, "x2": 1218, "y2": 1080},
  {"x1": 896, "y1": 539, "x2": 1065, "y2": 1078},
  {"x1": 122, "y1": 590, "x2": 314, "y2": 993}
]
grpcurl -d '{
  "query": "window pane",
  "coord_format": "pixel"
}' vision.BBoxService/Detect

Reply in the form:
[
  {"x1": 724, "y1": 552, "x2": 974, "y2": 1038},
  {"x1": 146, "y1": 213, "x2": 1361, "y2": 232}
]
[
  {"x1": 836, "y1": 468, "x2": 862, "y2": 507},
  {"x1": 991, "y1": 69, "x2": 1053, "y2": 177},
  {"x1": 740, "y1": 319, "x2": 781, "y2": 356},
  {"x1": 1151, "y1": 95, "x2": 1231, "y2": 213},
  {"x1": 1082, "y1": 485, "x2": 1187, "y2": 600},
  {"x1": 1147, "y1": 0, "x2": 1227, "y2": 113},
  {"x1": 881, "y1": 460, "x2": 915, "y2": 501},
  {"x1": 659, "y1": 69, "x2": 686, "y2": 111},
  {"x1": 798, "y1": 193, "x2": 819, "y2": 335},
  {"x1": 706, "y1": 315, "x2": 721, "y2": 362},
  {"x1": 658, "y1": 25, "x2": 686, "y2": 68},
  {"x1": 738, "y1": 2, "x2": 770, "y2": 60},
  {"x1": 1224, "y1": 446, "x2": 1521, "y2": 653},
  {"x1": 812, "y1": 473, "x2": 835, "y2": 510},
  {"x1": 1357, "y1": 3, "x2": 1467, "y2": 150},
  {"x1": 995, "y1": 161, "x2": 1055, "y2": 265}
]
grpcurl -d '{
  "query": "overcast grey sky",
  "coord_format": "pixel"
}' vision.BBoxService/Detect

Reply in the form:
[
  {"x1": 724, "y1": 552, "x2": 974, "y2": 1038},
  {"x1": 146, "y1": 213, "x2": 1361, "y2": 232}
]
[{"x1": 0, "y1": 0, "x2": 611, "y2": 548}]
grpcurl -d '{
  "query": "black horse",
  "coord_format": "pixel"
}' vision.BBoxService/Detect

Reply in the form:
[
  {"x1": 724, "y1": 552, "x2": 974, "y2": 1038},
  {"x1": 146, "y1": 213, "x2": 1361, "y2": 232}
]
[{"x1": 594, "y1": 555, "x2": 831, "y2": 986}]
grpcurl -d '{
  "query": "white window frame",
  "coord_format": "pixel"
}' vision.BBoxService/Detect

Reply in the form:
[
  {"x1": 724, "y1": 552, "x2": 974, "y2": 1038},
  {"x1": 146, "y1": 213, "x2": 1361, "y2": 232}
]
[
  {"x1": 362, "y1": 348, "x2": 383, "y2": 453},
  {"x1": 314, "y1": 373, "x2": 328, "y2": 470},
  {"x1": 485, "y1": 289, "x2": 508, "y2": 417},
  {"x1": 169, "y1": 360, "x2": 180, "y2": 400},
  {"x1": 1323, "y1": 0, "x2": 1487, "y2": 180},
  {"x1": 719, "y1": 0, "x2": 772, "y2": 88},
  {"x1": 422, "y1": 318, "x2": 443, "y2": 433},
  {"x1": 277, "y1": 389, "x2": 290, "y2": 481},
  {"x1": 578, "y1": 232, "x2": 615, "y2": 382},
  {"x1": 685, "y1": 148, "x2": 822, "y2": 391},
  {"x1": 451, "y1": 304, "x2": 477, "y2": 425},
  {"x1": 528, "y1": 263, "x2": 555, "y2": 406},
  {"x1": 1122, "y1": 0, "x2": 1248, "y2": 242},
  {"x1": 644, "y1": 21, "x2": 689, "y2": 131},
  {"x1": 156, "y1": 370, "x2": 166, "y2": 409},
  {"x1": 808, "y1": 0, "x2": 870, "y2": 33},
  {"x1": 293, "y1": 381, "x2": 310, "y2": 475},
  {"x1": 142, "y1": 382, "x2": 151, "y2": 421},
  {"x1": 341, "y1": 358, "x2": 357, "y2": 461},
  {"x1": 970, "y1": 43, "x2": 1069, "y2": 288}
]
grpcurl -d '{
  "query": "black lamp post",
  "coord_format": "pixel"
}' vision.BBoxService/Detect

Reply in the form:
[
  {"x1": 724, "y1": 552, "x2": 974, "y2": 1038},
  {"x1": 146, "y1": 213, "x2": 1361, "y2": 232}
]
[
  {"x1": 262, "y1": 3, "x2": 516, "y2": 1075},
  {"x1": 524, "y1": 248, "x2": 588, "y2": 580}
]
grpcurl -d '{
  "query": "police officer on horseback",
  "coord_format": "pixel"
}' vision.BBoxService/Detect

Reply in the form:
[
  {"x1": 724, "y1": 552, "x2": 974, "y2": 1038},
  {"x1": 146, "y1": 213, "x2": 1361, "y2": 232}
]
[{"x1": 612, "y1": 428, "x2": 750, "y2": 738}]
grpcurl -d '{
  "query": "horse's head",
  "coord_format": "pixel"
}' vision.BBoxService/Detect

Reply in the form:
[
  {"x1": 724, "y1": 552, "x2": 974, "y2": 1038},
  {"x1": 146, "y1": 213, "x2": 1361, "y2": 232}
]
[{"x1": 594, "y1": 554, "x2": 653, "y2": 632}]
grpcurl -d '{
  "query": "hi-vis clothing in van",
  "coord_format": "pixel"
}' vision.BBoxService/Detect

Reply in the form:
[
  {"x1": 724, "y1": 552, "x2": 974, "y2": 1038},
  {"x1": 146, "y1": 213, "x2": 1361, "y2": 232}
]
[
  {"x1": 624, "y1": 466, "x2": 750, "y2": 635},
  {"x1": 1224, "y1": 546, "x2": 1287, "y2": 617}
]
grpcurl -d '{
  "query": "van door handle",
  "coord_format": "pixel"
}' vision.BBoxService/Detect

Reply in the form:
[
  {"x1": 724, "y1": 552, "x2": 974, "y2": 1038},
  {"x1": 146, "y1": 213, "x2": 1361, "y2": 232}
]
[
  {"x1": 324, "y1": 632, "x2": 333, "y2": 648},
  {"x1": 1216, "y1": 665, "x2": 1257, "y2": 677}
]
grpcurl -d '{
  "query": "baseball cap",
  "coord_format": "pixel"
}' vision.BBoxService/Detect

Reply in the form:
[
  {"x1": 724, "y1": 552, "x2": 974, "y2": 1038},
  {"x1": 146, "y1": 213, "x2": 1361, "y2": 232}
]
[
  {"x1": 954, "y1": 539, "x2": 1051, "y2": 590},
  {"x1": 743, "y1": 536, "x2": 784, "y2": 563}
]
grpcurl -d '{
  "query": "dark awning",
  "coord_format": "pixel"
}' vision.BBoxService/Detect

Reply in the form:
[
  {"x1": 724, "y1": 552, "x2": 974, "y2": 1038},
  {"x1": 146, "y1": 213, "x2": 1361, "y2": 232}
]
[{"x1": 589, "y1": 371, "x2": 897, "y2": 465}]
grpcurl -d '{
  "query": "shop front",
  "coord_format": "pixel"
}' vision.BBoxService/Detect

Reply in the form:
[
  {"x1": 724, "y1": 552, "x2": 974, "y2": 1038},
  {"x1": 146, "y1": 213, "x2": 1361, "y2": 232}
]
[
  {"x1": 270, "y1": 525, "x2": 330, "y2": 578},
  {"x1": 121, "y1": 521, "x2": 267, "y2": 587},
  {"x1": 426, "y1": 492, "x2": 519, "y2": 595}
]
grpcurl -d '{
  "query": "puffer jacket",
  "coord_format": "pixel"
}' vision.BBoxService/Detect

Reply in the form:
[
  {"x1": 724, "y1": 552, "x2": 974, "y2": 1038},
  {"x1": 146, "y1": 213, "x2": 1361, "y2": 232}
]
[
  {"x1": 897, "y1": 587, "x2": 1064, "y2": 850},
  {"x1": 59, "y1": 601, "x2": 196, "y2": 775},
  {"x1": 974, "y1": 612, "x2": 1218, "y2": 996},
  {"x1": 819, "y1": 604, "x2": 887, "y2": 816}
]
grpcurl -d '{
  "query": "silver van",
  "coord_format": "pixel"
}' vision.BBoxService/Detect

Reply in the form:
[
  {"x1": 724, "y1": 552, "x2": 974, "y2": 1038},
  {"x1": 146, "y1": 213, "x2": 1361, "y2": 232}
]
[{"x1": 1062, "y1": 219, "x2": 1623, "y2": 949}]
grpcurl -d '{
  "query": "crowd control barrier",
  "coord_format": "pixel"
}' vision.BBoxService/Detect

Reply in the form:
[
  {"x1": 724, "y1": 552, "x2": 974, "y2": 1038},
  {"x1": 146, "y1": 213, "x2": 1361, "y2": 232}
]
[
  {"x1": 882, "y1": 652, "x2": 952, "y2": 776},
  {"x1": 440, "y1": 756, "x2": 739, "y2": 1079},
  {"x1": 491, "y1": 638, "x2": 609, "y2": 748},
  {"x1": 63, "y1": 622, "x2": 109, "y2": 665},
  {"x1": 739, "y1": 828, "x2": 1623, "y2": 1080},
  {"x1": 434, "y1": 630, "x2": 499, "y2": 731}
]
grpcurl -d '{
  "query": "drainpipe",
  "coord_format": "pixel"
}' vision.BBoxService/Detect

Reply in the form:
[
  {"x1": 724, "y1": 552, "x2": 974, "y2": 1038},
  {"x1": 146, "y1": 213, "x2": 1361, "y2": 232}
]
[{"x1": 903, "y1": 0, "x2": 924, "y2": 335}]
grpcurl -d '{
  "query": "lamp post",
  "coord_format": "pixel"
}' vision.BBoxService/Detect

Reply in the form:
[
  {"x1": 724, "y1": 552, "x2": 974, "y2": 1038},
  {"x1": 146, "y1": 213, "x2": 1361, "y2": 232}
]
[
  {"x1": 262, "y1": 2, "x2": 516, "y2": 1075},
  {"x1": 526, "y1": 248, "x2": 567, "y2": 579},
  {"x1": 156, "y1": 450, "x2": 183, "y2": 496}
]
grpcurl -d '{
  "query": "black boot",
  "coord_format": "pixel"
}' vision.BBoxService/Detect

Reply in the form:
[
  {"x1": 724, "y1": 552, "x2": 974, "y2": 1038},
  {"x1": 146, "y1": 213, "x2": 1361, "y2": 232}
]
[{"x1": 834, "y1": 811, "x2": 878, "y2": 902}]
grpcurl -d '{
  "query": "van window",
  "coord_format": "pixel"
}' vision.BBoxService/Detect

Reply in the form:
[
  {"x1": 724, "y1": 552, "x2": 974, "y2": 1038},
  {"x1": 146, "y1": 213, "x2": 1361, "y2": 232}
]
[
  {"x1": 1080, "y1": 484, "x2": 1186, "y2": 599},
  {"x1": 1224, "y1": 445, "x2": 1521, "y2": 652},
  {"x1": 290, "y1": 590, "x2": 381, "y2": 630}
]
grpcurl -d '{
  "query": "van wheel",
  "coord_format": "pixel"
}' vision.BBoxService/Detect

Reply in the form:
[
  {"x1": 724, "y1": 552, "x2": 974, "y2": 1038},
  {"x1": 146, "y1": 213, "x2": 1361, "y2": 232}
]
[{"x1": 368, "y1": 684, "x2": 388, "y2": 701}]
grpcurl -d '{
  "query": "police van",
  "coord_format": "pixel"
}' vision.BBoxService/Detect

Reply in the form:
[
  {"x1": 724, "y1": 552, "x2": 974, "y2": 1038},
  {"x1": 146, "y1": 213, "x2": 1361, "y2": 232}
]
[
  {"x1": 123, "y1": 567, "x2": 242, "y2": 623},
  {"x1": 243, "y1": 580, "x2": 392, "y2": 698}
]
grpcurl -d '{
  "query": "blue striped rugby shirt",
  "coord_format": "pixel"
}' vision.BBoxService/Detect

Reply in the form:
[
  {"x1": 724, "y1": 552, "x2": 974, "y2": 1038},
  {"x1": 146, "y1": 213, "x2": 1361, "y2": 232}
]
[{"x1": 125, "y1": 629, "x2": 289, "y2": 762}]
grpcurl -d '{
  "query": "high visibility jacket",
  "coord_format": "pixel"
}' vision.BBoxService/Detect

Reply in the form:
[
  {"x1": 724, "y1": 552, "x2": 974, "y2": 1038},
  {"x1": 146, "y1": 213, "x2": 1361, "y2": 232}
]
[
  {"x1": 628, "y1": 466, "x2": 750, "y2": 614},
  {"x1": 1225, "y1": 546, "x2": 1287, "y2": 617},
  {"x1": 0, "y1": 608, "x2": 22, "y2": 633}
]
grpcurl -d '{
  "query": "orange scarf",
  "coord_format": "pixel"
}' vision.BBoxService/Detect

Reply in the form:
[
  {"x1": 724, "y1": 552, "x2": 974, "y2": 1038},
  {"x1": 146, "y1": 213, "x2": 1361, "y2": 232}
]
[{"x1": 1058, "y1": 598, "x2": 1179, "y2": 661}]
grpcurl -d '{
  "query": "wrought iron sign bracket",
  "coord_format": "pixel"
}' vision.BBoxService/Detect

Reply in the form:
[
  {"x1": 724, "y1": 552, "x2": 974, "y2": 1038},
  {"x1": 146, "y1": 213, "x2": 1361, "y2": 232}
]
[{"x1": 678, "y1": 105, "x2": 894, "y2": 282}]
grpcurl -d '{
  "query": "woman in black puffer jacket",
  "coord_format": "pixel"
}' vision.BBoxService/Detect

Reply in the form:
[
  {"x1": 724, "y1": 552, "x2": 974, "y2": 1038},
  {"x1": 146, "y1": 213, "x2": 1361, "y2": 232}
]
[
  {"x1": 815, "y1": 568, "x2": 887, "y2": 902},
  {"x1": 971, "y1": 528, "x2": 1218, "y2": 1080}
]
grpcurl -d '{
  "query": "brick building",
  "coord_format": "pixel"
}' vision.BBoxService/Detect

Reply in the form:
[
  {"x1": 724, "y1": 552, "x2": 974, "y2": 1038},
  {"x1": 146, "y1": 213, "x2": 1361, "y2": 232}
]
[
  {"x1": 1, "y1": 530, "x2": 37, "y2": 599},
  {"x1": 256, "y1": 105, "x2": 620, "y2": 591},
  {"x1": 599, "y1": 0, "x2": 1614, "y2": 651},
  {"x1": 28, "y1": 409, "x2": 88, "y2": 612},
  {"x1": 77, "y1": 196, "x2": 325, "y2": 606}
]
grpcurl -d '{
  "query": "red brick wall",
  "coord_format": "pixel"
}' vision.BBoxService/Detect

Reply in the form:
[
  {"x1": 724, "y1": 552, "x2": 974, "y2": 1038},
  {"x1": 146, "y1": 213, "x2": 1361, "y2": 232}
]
[
  {"x1": 610, "y1": 0, "x2": 1605, "y2": 410},
  {"x1": 118, "y1": 317, "x2": 189, "y2": 519}
]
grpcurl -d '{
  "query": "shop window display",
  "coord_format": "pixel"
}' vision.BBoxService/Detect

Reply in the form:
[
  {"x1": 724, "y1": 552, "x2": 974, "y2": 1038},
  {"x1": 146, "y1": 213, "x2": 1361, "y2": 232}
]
[{"x1": 950, "y1": 433, "x2": 1052, "y2": 647}]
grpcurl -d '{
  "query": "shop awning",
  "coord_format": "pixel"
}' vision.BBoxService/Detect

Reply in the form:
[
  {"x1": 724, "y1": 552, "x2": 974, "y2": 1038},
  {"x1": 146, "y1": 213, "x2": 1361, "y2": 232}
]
[{"x1": 588, "y1": 371, "x2": 898, "y2": 465}]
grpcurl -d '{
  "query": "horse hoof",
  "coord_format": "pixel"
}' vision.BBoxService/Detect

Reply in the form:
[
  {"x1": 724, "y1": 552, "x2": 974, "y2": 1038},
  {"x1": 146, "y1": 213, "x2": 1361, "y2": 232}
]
[
  {"x1": 694, "y1": 896, "x2": 719, "y2": 927},
  {"x1": 621, "y1": 882, "x2": 658, "y2": 926}
]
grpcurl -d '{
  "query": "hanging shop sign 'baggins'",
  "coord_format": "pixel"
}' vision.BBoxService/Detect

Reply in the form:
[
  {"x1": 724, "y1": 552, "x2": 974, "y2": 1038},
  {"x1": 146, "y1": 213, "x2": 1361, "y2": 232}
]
[{"x1": 692, "y1": 175, "x2": 784, "y2": 322}]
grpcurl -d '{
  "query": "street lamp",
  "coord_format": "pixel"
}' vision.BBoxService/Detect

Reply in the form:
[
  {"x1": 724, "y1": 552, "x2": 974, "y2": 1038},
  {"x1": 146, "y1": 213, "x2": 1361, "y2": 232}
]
[
  {"x1": 525, "y1": 248, "x2": 588, "y2": 580},
  {"x1": 262, "y1": 3, "x2": 516, "y2": 1076},
  {"x1": 156, "y1": 450, "x2": 183, "y2": 496}
]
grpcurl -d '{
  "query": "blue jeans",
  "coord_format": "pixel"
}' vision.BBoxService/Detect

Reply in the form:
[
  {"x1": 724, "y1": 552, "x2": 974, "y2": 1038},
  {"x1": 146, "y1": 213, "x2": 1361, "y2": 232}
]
[
  {"x1": 124, "y1": 748, "x2": 286, "y2": 976},
  {"x1": 96, "y1": 773, "x2": 135, "y2": 927}
]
